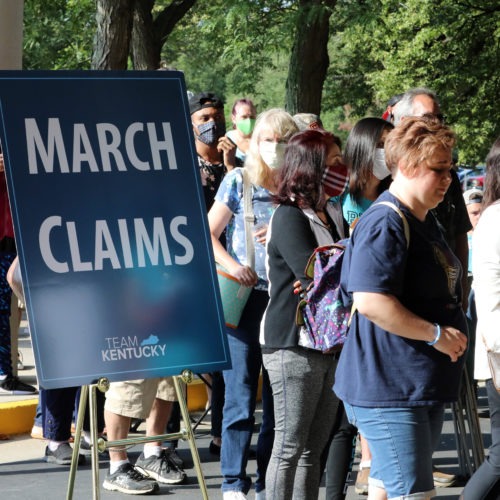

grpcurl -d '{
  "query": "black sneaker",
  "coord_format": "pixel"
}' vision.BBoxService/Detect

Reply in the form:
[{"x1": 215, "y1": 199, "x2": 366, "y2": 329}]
[
  {"x1": 135, "y1": 449, "x2": 186, "y2": 484},
  {"x1": 45, "y1": 442, "x2": 85, "y2": 465},
  {"x1": 0, "y1": 376, "x2": 37, "y2": 395},
  {"x1": 209, "y1": 440, "x2": 221, "y2": 457},
  {"x1": 103, "y1": 463, "x2": 159, "y2": 495}
]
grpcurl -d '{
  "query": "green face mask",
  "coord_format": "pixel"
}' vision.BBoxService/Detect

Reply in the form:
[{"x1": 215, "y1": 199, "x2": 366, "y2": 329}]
[{"x1": 235, "y1": 118, "x2": 256, "y2": 136}]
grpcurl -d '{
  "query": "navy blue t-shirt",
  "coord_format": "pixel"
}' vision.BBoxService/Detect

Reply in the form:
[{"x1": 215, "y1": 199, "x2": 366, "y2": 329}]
[{"x1": 334, "y1": 191, "x2": 467, "y2": 407}]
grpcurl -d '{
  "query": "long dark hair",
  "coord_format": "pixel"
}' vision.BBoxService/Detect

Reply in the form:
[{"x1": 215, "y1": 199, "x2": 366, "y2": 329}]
[
  {"x1": 483, "y1": 136, "x2": 500, "y2": 210},
  {"x1": 274, "y1": 129, "x2": 341, "y2": 211},
  {"x1": 344, "y1": 117, "x2": 394, "y2": 203}
]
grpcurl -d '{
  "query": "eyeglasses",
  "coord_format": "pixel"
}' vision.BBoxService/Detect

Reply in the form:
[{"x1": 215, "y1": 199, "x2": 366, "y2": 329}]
[{"x1": 421, "y1": 113, "x2": 446, "y2": 124}]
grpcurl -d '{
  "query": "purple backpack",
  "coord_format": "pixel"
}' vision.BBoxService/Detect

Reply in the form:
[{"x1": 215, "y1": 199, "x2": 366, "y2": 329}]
[
  {"x1": 295, "y1": 201, "x2": 409, "y2": 353},
  {"x1": 296, "y1": 240, "x2": 352, "y2": 353}
]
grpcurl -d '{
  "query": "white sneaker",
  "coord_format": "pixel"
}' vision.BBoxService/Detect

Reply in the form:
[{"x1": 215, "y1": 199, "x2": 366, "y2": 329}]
[
  {"x1": 17, "y1": 351, "x2": 24, "y2": 371},
  {"x1": 255, "y1": 490, "x2": 266, "y2": 500},
  {"x1": 223, "y1": 491, "x2": 247, "y2": 500}
]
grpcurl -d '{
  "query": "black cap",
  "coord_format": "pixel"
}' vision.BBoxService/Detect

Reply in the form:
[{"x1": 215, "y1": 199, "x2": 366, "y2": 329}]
[{"x1": 189, "y1": 92, "x2": 223, "y2": 115}]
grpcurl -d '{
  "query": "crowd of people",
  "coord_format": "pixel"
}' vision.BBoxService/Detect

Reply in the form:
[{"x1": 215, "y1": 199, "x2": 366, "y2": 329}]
[{"x1": 1, "y1": 86, "x2": 499, "y2": 500}]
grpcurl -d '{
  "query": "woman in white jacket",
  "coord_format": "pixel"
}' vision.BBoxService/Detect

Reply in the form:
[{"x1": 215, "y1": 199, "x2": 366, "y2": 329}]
[{"x1": 462, "y1": 136, "x2": 500, "y2": 499}]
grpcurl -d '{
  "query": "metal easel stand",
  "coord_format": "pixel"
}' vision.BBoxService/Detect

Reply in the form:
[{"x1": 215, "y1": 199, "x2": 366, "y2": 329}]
[
  {"x1": 65, "y1": 371, "x2": 209, "y2": 500},
  {"x1": 451, "y1": 369, "x2": 485, "y2": 478}
]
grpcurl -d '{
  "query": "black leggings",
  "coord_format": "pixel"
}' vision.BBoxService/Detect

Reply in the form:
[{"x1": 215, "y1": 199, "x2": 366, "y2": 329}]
[{"x1": 320, "y1": 401, "x2": 358, "y2": 500}]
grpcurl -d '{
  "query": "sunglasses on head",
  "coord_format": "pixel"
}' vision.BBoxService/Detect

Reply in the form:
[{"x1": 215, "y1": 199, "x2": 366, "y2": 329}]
[{"x1": 421, "y1": 112, "x2": 446, "y2": 124}]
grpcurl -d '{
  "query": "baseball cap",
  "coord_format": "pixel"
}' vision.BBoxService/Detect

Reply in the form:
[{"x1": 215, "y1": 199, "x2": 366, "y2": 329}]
[
  {"x1": 463, "y1": 188, "x2": 483, "y2": 205},
  {"x1": 188, "y1": 92, "x2": 223, "y2": 115}
]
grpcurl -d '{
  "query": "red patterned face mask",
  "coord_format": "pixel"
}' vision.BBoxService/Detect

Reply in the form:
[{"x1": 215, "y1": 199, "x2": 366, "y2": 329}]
[{"x1": 322, "y1": 161, "x2": 349, "y2": 198}]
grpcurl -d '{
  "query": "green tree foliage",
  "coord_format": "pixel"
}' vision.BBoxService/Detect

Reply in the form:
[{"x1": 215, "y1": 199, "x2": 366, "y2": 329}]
[
  {"x1": 325, "y1": 0, "x2": 500, "y2": 163},
  {"x1": 23, "y1": 0, "x2": 96, "y2": 69},
  {"x1": 22, "y1": 0, "x2": 499, "y2": 162},
  {"x1": 161, "y1": 0, "x2": 294, "y2": 102}
]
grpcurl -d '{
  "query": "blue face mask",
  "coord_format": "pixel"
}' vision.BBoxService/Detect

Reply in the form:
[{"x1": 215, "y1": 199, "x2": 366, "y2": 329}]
[{"x1": 194, "y1": 120, "x2": 226, "y2": 145}]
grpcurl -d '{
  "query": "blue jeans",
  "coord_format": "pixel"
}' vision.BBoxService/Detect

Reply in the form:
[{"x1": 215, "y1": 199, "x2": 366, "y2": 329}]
[
  {"x1": 263, "y1": 347, "x2": 339, "y2": 500},
  {"x1": 462, "y1": 379, "x2": 500, "y2": 499},
  {"x1": 344, "y1": 403, "x2": 444, "y2": 499},
  {"x1": 221, "y1": 289, "x2": 274, "y2": 494}
]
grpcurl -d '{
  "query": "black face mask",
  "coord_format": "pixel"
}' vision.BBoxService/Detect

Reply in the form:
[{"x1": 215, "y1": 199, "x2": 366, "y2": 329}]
[{"x1": 194, "y1": 120, "x2": 226, "y2": 145}]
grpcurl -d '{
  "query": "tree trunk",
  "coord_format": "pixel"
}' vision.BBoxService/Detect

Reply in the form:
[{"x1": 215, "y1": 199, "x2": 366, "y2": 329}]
[
  {"x1": 130, "y1": 0, "x2": 159, "y2": 69},
  {"x1": 91, "y1": 0, "x2": 134, "y2": 69},
  {"x1": 92, "y1": 0, "x2": 197, "y2": 71},
  {"x1": 131, "y1": 0, "x2": 197, "y2": 69},
  {"x1": 285, "y1": 0, "x2": 336, "y2": 115}
]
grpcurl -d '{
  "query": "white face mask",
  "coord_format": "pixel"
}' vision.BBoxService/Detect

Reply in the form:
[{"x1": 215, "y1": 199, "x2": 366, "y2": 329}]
[
  {"x1": 259, "y1": 141, "x2": 286, "y2": 169},
  {"x1": 373, "y1": 148, "x2": 391, "y2": 180}
]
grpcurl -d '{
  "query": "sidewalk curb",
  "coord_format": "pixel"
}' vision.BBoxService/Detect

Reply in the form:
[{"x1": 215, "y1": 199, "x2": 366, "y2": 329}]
[{"x1": 0, "y1": 398, "x2": 37, "y2": 435}]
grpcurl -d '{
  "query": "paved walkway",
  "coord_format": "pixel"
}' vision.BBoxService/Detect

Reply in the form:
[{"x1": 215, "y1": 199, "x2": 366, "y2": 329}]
[
  {"x1": 1, "y1": 406, "x2": 480, "y2": 499},
  {"x1": 0, "y1": 321, "x2": 490, "y2": 499}
]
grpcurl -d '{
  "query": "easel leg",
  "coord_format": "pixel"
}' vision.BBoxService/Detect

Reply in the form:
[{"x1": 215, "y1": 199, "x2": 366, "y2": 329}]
[
  {"x1": 66, "y1": 385, "x2": 88, "y2": 500},
  {"x1": 90, "y1": 383, "x2": 101, "y2": 500},
  {"x1": 174, "y1": 373, "x2": 209, "y2": 500}
]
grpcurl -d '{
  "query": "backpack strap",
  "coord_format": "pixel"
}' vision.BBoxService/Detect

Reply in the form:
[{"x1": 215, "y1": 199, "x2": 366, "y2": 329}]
[
  {"x1": 242, "y1": 168, "x2": 255, "y2": 270},
  {"x1": 375, "y1": 200, "x2": 410, "y2": 249},
  {"x1": 348, "y1": 201, "x2": 409, "y2": 329}
]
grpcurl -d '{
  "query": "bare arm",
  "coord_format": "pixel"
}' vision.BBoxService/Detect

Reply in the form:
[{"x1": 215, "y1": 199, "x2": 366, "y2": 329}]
[
  {"x1": 354, "y1": 291, "x2": 468, "y2": 363},
  {"x1": 208, "y1": 200, "x2": 257, "y2": 287}
]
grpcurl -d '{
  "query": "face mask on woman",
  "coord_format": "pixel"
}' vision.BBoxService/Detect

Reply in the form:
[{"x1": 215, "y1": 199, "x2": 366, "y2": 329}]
[
  {"x1": 322, "y1": 161, "x2": 349, "y2": 198},
  {"x1": 259, "y1": 141, "x2": 286, "y2": 169},
  {"x1": 373, "y1": 148, "x2": 391, "y2": 180},
  {"x1": 194, "y1": 120, "x2": 226, "y2": 146},
  {"x1": 236, "y1": 118, "x2": 256, "y2": 136}
]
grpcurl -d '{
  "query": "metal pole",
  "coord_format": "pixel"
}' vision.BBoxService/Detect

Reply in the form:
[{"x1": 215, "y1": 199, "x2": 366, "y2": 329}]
[
  {"x1": 89, "y1": 383, "x2": 99, "y2": 500},
  {"x1": 174, "y1": 371, "x2": 209, "y2": 500},
  {"x1": 66, "y1": 385, "x2": 88, "y2": 500}
]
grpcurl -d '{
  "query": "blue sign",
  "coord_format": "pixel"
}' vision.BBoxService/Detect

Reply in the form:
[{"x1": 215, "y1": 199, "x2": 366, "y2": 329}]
[{"x1": 0, "y1": 71, "x2": 230, "y2": 389}]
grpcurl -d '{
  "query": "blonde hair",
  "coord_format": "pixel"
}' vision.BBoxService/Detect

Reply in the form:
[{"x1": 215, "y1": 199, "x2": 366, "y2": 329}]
[
  {"x1": 385, "y1": 115, "x2": 455, "y2": 176},
  {"x1": 244, "y1": 108, "x2": 298, "y2": 187}
]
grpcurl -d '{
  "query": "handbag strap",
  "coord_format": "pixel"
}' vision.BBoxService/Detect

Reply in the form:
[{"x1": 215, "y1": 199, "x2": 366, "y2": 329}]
[{"x1": 242, "y1": 168, "x2": 255, "y2": 270}]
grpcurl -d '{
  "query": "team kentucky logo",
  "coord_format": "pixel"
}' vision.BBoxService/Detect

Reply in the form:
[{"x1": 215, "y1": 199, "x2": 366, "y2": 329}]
[{"x1": 101, "y1": 334, "x2": 167, "y2": 362}]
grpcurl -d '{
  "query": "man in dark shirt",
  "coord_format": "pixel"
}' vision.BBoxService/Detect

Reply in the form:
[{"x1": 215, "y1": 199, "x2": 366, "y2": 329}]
[
  {"x1": 189, "y1": 92, "x2": 239, "y2": 210},
  {"x1": 164, "y1": 93, "x2": 239, "y2": 462}
]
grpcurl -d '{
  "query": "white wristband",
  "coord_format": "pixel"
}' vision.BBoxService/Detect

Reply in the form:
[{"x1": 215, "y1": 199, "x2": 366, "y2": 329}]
[{"x1": 427, "y1": 324, "x2": 441, "y2": 346}]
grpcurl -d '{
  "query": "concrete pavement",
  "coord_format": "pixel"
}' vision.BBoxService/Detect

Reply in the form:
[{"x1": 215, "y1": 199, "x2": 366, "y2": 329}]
[
  {"x1": 0, "y1": 319, "x2": 490, "y2": 499},
  {"x1": 1, "y1": 395, "x2": 487, "y2": 499}
]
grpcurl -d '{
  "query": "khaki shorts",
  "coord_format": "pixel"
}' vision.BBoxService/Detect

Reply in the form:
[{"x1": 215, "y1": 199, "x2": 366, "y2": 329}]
[{"x1": 105, "y1": 377, "x2": 177, "y2": 419}]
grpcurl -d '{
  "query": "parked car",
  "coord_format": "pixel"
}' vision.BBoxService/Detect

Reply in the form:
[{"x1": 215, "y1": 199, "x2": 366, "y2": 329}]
[{"x1": 458, "y1": 165, "x2": 485, "y2": 191}]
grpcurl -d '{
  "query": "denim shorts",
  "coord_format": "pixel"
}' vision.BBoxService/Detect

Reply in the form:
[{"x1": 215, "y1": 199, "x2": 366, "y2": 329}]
[{"x1": 344, "y1": 403, "x2": 444, "y2": 499}]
